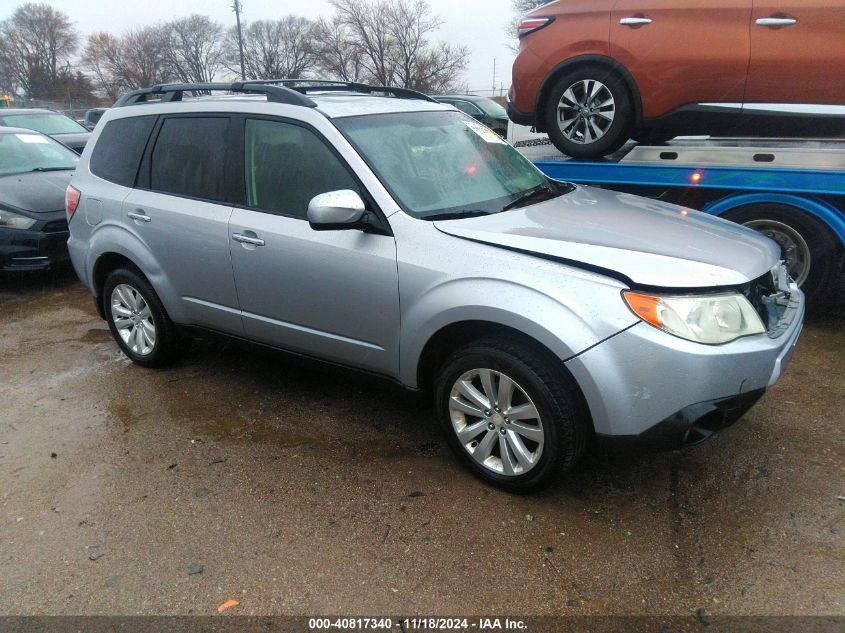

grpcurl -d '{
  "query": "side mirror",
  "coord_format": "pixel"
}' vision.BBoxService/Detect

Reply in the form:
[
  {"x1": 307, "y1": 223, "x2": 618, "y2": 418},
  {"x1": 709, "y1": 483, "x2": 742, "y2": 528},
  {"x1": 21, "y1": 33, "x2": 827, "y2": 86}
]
[{"x1": 307, "y1": 189, "x2": 368, "y2": 231}]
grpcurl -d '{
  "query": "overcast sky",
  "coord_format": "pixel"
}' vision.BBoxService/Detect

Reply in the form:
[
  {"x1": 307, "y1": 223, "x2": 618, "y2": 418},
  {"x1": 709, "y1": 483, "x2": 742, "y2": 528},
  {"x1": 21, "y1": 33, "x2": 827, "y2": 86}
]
[{"x1": 1, "y1": 0, "x2": 518, "y2": 91}]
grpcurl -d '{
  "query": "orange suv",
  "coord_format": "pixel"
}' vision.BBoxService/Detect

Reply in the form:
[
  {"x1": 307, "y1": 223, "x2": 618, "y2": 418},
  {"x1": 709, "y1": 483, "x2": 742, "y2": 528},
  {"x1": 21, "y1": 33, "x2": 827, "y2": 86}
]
[{"x1": 509, "y1": 0, "x2": 845, "y2": 158}]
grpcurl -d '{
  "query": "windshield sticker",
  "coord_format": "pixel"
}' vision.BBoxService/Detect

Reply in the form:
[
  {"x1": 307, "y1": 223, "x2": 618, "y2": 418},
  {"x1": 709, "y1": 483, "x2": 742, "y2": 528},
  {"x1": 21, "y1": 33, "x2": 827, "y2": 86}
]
[
  {"x1": 463, "y1": 119, "x2": 506, "y2": 144},
  {"x1": 15, "y1": 133, "x2": 49, "y2": 144}
]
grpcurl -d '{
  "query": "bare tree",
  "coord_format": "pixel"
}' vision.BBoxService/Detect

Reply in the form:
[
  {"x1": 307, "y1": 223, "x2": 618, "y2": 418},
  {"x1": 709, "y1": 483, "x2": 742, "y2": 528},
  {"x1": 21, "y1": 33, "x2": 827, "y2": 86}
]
[
  {"x1": 80, "y1": 26, "x2": 174, "y2": 99},
  {"x1": 223, "y1": 17, "x2": 318, "y2": 80},
  {"x1": 0, "y1": 3, "x2": 78, "y2": 99},
  {"x1": 385, "y1": 0, "x2": 439, "y2": 88},
  {"x1": 322, "y1": 0, "x2": 467, "y2": 91},
  {"x1": 330, "y1": 0, "x2": 395, "y2": 86},
  {"x1": 119, "y1": 26, "x2": 174, "y2": 89},
  {"x1": 80, "y1": 32, "x2": 125, "y2": 101},
  {"x1": 411, "y1": 42, "x2": 468, "y2": 93},
  {"x1": 165, "y1": 15, "x2": 225, "y2": 83},
  {"x1": 313, "y1": 16, "x2": 364, "y2": 83}
]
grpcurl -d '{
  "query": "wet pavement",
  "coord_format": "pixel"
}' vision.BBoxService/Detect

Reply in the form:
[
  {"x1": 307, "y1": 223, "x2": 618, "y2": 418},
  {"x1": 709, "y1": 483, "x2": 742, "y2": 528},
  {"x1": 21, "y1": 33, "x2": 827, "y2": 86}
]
[{"x1": 1, "y1": 268, "x2": 843, "y2": 616}]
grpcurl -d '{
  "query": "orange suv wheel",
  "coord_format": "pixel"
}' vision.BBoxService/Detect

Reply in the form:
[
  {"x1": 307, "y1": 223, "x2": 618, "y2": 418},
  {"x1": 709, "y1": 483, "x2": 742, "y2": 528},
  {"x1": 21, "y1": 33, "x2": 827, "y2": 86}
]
[{"x1": 544, "y1": 66, "x2": 633, "y2": 159}]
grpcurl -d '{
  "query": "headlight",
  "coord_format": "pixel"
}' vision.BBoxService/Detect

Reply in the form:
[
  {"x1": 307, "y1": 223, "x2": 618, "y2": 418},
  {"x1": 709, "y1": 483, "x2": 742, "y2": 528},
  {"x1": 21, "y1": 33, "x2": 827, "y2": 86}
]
[
  {"x1": 623, "y1": 291, "x2": 765, "y2": 344},
  {"x1": 0, "y1": 208, "x2": 37, "y2": 230}
]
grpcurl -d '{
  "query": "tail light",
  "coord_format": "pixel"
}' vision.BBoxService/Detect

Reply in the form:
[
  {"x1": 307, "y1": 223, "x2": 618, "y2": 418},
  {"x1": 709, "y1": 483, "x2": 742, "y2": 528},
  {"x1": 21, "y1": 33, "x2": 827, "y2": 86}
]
[
  {"x1": 66, "y1": 185, "x2": 81, "y2": 222},
  {"x1": 518, "y1": 17, "x2": 554, "y2": 38}
]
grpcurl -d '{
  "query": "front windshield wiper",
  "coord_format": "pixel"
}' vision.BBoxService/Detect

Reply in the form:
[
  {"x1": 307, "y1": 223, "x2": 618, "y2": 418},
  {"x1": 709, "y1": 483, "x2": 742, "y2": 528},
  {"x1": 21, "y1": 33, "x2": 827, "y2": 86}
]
[
  {"x1": 500, "y1": 183, "x2": 558, "y2": 213},
  {"x1": 31, "y1": 166, "x2": 75, "y2": 172},
  {"x1": 425, "y1": 209, "x2": 496, "y2": 221}
]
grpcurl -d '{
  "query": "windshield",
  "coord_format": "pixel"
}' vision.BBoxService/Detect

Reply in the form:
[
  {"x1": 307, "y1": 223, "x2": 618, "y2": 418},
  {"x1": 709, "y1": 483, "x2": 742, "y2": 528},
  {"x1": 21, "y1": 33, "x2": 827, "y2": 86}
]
[
  {"x1": 1, "y1": 112, "x2": 87, "y2": 135},
  {"x1": 477, "y1": 99, "x2": 507, "y2": 117},
  {"x1": 335, "y1": 111, "x2": 556, "y2": 219},
  {"x1": 0, "y1": 131, "x2": 78, "y2": 176}
]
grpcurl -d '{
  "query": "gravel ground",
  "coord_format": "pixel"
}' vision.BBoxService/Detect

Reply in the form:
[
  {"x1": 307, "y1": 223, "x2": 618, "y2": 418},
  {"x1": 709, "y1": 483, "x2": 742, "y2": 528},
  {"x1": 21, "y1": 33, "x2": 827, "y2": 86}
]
[{"x1": 0, "y1": 268, "x2": 843, "y2": 617}]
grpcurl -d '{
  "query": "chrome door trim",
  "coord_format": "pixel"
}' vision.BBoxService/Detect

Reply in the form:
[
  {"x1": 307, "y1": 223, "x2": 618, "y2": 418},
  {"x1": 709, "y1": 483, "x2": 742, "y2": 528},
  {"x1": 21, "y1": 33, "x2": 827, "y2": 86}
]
[
  {"x1": 620, "y1": 17, "x2": 652, "y2": 26},
  {"x1": 755, "y1": 17, "x2": 797, "y2": 27},
  {"x1": 232, "y1": 233, "x2": 266, "y2": 247},
  {"x1": 127, "y1": 210, "x2": 151, "y2": 222}
]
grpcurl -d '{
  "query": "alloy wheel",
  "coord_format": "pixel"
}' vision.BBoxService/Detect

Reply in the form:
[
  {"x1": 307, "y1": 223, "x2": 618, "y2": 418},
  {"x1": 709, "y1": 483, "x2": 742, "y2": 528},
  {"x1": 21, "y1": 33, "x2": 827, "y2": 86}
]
[
  {"x1": 556, "y1": 79, "x2": 616, "y2": 145},
  {"x1": 448, "y1": 368, "x2": 544, "y2": 477},
  {"x1": 110, "y1": 283, "x2": 156, "y2": 356}
]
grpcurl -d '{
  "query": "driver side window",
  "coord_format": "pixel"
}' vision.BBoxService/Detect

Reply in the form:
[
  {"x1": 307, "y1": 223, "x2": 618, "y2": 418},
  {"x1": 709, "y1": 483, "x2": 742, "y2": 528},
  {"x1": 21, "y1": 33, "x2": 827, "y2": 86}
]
[{"x1": 244, "y1": 118, "x2": 360, "y2": 219}]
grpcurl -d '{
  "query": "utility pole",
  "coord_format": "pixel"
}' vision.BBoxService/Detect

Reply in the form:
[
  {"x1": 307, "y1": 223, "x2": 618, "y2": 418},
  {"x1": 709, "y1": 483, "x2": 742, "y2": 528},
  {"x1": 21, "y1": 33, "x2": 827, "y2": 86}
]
[
  {"x1": 492, "y1": 58, "x2": 496, "y2": 94},
  {"x1": 231, "y1": 0, "x2": 246, "y2": 80}
]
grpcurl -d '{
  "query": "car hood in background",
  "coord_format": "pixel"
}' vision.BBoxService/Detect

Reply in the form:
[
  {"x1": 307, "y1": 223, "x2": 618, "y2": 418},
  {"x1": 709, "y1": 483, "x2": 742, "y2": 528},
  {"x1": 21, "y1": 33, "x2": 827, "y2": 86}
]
[
  {"x1": 0, "y1": 170, "x2": 73, "y2": 214},
  {"x1": 51, "y1": 132, "x2": 90, "y2": 153},
  {"x1": 434, "y1": 185, "x2": 780, "y2": 288}
]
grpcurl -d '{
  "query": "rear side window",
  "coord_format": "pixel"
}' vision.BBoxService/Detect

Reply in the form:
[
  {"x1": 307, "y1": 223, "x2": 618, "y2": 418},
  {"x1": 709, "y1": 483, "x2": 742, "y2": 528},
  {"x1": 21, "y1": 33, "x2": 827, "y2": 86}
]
[
  {"x1": 150, "y1": 117, "x2": 229, "y2": 202},
  {"x1": 89, "y1": 116, "x2": 155, "y2": 187}
]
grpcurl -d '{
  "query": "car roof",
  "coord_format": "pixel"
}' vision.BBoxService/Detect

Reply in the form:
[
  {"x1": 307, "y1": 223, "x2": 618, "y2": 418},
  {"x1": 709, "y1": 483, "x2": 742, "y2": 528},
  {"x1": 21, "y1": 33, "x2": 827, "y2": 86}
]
[{"x1": 0, "y1": 108, "x2": 61, "y2": 116}]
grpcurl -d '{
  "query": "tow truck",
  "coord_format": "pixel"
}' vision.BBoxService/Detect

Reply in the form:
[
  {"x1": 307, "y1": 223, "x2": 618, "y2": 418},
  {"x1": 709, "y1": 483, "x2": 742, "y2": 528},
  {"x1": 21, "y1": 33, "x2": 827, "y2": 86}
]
[{"x1": 519, "y1": 138, "x2": 845, "y2": 304}]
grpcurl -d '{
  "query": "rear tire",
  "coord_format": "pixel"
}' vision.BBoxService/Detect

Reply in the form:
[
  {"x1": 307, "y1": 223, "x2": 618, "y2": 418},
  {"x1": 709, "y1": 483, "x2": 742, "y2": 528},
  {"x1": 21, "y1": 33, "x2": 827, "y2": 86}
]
[
  {"x1": 544, "y1": 66, "x2": 633, "y2": 159},
  {"x1": 722, "y1": 204, "x2": 840, "y2": 305},
  {"x1": 434, "y1": 337, "x2": 588, "y2": 492},
  {"x1": 103, "y1": 268, "x2": 187, "y2": 368}
]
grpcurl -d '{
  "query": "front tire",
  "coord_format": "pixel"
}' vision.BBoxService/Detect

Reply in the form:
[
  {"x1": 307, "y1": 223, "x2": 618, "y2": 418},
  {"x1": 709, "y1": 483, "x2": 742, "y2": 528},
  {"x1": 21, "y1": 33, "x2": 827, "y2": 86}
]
[
  {"x1": 434, "y1": 338, "x2": 587, "y2": 492},
  {"x1": 544, "y1": 66, "x2": 633, "y2": 159},
  {"x1": 103, "y1": 268, "x2": 186, "y2": 368}
]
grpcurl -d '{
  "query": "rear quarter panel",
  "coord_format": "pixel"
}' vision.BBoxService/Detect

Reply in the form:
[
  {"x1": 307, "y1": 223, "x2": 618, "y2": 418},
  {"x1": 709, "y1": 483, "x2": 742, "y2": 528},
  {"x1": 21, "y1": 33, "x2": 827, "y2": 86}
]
[{"x1": 511, "y1": 0, "x2": 614, "y2": 115}]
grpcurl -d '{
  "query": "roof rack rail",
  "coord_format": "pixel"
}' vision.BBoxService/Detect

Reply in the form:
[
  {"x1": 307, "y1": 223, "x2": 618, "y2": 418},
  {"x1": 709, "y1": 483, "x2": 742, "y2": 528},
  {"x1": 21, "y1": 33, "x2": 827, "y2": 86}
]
[
  {"x1": 112, "y1": 82, "x2": 318, "y2": 108},
  {"x1": 246, "y1": 79, "x2": 440, "y2": 103},
  {"x1": 113, "y1": 79, "x2": 439, "y2": 108}
]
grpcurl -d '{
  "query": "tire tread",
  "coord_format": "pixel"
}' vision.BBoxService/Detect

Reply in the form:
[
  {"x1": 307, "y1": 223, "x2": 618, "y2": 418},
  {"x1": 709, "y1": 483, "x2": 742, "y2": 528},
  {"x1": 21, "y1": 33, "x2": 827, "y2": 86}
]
[{"x1": 435, "y1": 336, "x2": 587, "y2": 492}]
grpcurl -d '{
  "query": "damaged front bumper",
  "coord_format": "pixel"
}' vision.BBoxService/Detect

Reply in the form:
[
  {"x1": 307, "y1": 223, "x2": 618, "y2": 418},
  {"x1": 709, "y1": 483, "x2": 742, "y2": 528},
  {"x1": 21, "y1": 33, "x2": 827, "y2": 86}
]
[{"x1": 566, "y1": 286, "x2": 804, "y2": 449}]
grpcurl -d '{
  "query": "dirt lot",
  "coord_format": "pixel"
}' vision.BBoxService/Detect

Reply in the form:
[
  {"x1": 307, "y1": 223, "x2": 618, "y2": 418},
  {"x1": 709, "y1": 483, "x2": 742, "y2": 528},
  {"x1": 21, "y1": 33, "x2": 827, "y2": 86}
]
[{"x1": 1, "y1": 268, "x2": 843, "y2": 617}]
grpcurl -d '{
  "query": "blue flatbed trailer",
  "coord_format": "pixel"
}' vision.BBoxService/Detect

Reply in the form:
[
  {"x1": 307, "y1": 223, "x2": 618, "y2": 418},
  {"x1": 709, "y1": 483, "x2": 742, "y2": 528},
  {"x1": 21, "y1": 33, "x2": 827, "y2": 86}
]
[{"x1": 523, "y1": 140, "x2": 845, "y2": 303}]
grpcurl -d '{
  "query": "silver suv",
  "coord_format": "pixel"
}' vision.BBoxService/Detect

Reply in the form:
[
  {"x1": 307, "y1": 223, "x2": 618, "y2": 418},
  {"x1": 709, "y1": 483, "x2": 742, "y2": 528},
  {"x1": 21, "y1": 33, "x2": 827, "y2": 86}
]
[{"x1": 67, "y1": 81, "x2": 804, "y2": 491}]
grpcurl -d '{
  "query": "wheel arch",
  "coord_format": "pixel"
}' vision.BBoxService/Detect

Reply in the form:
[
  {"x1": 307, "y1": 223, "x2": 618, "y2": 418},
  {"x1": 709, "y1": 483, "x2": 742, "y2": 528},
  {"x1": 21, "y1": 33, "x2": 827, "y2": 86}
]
[
  {"x1": 704, "y1": 193, "x2": 845, "y2": 248},
  {"x1": 86, "y1": 225, "x2": 180, "y2": 321},
  {"x1": 413, "y1": 319, "x2": 594, "y2": 433},
  {"x1": 534, "y1": 54, "x2": 642, "y2": 133},
  {"x1": 92, "y1": 252, "x2": 143, "y2": 318}
]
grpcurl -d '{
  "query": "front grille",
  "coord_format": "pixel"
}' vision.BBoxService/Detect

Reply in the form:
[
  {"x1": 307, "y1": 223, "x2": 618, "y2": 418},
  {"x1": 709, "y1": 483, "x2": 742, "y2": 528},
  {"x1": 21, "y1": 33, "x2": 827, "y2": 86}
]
[{"x1": 42, "y1": 219, "x2": 68, "y2": 233}]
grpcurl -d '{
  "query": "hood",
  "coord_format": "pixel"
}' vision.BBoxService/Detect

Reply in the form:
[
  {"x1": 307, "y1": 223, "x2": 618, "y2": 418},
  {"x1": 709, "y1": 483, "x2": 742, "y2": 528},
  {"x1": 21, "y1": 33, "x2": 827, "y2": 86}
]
[
  {"x1": 0, "y1": 170, "x2": 73, "y2": 214},
  {"x1": 434, "y1": 185, "x2": 780, "y2": 288},
  {"x1": 51, "y1": 132, "x2": 90, "y2": 153}
]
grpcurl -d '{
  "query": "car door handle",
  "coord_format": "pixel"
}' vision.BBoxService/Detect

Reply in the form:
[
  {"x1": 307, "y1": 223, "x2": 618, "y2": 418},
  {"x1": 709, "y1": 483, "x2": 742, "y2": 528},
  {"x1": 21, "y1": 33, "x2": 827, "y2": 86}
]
[
  {"x1": 620, "y1": 17, "x2": 652, "y2": 26},
  {"x1": 127, "y1": 210, "x2": 151, "y2": 223},
  {"x1": 232, "y1": 233, "x2": 265, "y2": 247},
  {"x1": 756, "y1": 17, "x2": 797, "y2": 27}
]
